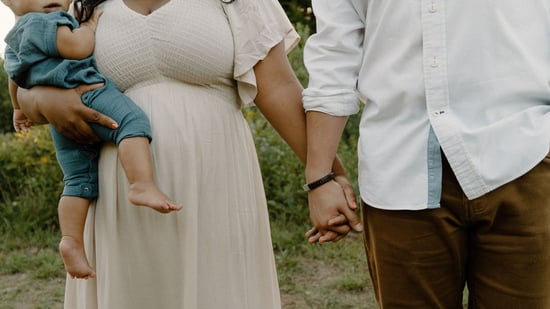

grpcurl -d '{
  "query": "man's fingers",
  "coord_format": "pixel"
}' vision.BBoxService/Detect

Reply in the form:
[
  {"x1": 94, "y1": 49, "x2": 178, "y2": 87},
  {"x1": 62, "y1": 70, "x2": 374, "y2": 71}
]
[
  {"x1": 334, "y1": 175, "x2": 358, "y2": 210},
  {"x1": 340, "y1": 206, "x2": 363, "y2": 232},
  {"x1": 343, "y1": 185, "x2": 358, "y2": 210},
  {"x1": 327, "y1": 223, "x2": 351, "y2": 235},
  {"x1": 327, "y1": 214, "x2": 347, "y2": 226}
]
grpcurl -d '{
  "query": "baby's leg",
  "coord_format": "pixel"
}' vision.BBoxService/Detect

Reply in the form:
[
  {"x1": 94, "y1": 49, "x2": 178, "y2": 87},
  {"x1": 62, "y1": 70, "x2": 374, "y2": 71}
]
[
  {"x1": 84, "y1": 81, "x2": 182, "y2": 213},
  {"x1": 58, "y1": 196, "x2": 96, "y2": 279},
  {"x1": 118, "y1": 137, "x2": 183, "y2": 213}
]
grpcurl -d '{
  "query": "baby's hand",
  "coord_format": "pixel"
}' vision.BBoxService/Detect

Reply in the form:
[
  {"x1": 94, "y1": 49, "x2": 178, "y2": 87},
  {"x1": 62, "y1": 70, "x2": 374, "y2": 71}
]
[
  {"x1": 13, "y1": 109, "x2": 34, "y2": 132},
  {"x1": 81, "y1": 9, "x2": 103, "y2": 33}
]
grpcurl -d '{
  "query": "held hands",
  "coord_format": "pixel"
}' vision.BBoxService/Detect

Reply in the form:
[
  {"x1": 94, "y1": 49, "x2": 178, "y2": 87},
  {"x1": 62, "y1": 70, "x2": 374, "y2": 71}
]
[
  {"x1": 13, "y1": 109, "x2": 34, "y2": 132},
  {"x1": 305, "y1": 174, "x2": 363, "y2": 244}
]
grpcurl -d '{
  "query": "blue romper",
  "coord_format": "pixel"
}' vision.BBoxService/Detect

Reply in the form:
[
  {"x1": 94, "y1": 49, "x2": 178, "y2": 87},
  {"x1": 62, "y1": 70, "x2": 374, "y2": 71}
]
[{"x1": 3, "y1": 11, "x2": 152, "y2": 199}]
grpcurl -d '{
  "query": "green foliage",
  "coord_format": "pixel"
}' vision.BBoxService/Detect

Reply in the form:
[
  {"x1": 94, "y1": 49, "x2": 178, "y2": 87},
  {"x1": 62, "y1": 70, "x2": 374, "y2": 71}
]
[
  {"x1": 245, "y1": 108, "x2": 309, "y2": 225},
  {"x1": 279, "y1": 0, "x2": 316, "y2": 31},
  {"x1": 0, "y1": 126, "x2": 62, "y2": 236},
  {"x1": 0, "y1": 59, "x2": 13, "y2": 134},
  {"x1": 287, "y1": 22, "x2": 312, "y2": 88}
]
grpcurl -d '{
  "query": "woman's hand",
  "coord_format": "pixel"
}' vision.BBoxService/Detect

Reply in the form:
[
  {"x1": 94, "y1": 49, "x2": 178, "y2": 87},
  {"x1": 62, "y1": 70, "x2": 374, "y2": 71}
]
[{"x1": 17, "y1": 83, "x2": 118, "y2": 144}]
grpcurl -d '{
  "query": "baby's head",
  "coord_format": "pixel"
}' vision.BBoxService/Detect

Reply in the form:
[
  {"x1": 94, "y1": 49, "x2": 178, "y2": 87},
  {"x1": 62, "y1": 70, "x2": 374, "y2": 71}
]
[{"x1": 1, "y1": 0, "x2": 70, "y2": 17}]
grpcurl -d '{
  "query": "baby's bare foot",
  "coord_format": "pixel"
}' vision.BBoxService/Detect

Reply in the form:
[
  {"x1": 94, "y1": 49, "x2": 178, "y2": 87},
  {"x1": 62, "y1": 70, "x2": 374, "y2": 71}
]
[
  {"x1": 128, "y1": 182, "x2": 183, "y2": 213},
  {"x1": 59, "y1": 236, "x2": 96, "y2": 279}
]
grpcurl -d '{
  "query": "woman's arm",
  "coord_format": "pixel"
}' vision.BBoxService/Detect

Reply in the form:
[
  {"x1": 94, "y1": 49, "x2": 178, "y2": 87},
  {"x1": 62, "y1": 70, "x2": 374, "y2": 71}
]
[
  {"x1": 17, "y1": 84, "x2": 117, "y2": 144},
  {"x1": 253, "y1": 41, "x2": 362, "y2": 242}
]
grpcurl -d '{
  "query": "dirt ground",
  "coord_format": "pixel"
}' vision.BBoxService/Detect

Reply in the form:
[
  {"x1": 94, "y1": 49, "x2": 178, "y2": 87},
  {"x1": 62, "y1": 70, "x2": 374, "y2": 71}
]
[{"x1": 0, "y1": 257, "x2": 375, "y2": 309}]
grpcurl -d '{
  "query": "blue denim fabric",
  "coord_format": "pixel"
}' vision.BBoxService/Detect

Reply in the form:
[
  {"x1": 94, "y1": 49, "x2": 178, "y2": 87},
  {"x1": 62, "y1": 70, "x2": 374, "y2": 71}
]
[{"x1": 51, "y1": 80, "x2": 151, "y2": 198}]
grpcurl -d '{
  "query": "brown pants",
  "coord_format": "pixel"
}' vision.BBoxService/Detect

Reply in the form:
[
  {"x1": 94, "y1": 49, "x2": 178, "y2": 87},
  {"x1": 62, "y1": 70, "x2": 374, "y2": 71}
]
[{"x1": 362, "y1": 153, "x2": 550, "y2": 309}]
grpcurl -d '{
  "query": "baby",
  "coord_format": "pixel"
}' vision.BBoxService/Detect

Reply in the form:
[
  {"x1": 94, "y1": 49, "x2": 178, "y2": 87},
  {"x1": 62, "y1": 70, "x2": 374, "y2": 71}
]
[{"x1": 2, "y1": 0, "x2": 182, "y2": 279}]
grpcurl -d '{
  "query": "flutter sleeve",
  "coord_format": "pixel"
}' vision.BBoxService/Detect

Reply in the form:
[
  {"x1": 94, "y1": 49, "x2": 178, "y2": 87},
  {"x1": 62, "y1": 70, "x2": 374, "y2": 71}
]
[{"x1": 222, "y1": 0, "x2": 300, "y2": 106}]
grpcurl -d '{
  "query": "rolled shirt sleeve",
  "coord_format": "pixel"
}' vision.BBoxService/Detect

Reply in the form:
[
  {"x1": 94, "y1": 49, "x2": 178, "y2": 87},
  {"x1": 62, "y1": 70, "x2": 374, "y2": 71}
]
[{"x1": 302, "y1": 0, "x2": 366, "y2": 116}]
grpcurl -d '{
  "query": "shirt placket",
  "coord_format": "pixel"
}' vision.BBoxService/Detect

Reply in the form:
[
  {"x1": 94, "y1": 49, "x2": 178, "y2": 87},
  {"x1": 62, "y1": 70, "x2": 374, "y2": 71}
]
[
  {"x1": 421, "y1": 0, "x2": 449, "y2": 119},
  {"x1": 420, "y1": 0, "x2": 487, "y2": 198}
]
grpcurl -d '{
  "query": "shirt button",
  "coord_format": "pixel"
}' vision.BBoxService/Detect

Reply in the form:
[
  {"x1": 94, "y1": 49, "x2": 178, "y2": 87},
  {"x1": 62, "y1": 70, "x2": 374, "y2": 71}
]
[
  {"x1": 431, "y1": 56, "x2": 439, "y2": 68},
  {"x1": 429, "y1": 2, "x2": 437, "y2": 13}
]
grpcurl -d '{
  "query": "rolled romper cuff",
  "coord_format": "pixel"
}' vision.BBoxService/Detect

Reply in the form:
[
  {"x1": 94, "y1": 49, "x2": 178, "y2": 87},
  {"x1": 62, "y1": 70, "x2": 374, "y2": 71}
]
[{"x1": 62, "y1": 183, "x2": 98, "y2": 199}]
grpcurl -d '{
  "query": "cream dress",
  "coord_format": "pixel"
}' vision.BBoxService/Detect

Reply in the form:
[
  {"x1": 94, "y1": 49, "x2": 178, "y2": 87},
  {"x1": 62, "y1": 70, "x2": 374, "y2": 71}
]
[{"x1": 63, "y1": 0, "x2": 299, "y2": 308}]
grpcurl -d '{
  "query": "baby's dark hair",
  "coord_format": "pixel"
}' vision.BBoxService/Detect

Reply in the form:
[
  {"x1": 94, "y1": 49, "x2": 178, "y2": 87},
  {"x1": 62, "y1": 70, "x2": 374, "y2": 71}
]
[{"x1": 74, "y1": 0, "x2": 106, "y2": 22}]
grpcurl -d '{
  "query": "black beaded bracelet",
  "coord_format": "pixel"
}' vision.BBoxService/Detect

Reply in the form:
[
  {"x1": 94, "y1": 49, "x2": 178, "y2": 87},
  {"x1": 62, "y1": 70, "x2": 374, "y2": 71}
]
[{"x1": 302, "y1": 172, "x2": 336, "y2": 192}]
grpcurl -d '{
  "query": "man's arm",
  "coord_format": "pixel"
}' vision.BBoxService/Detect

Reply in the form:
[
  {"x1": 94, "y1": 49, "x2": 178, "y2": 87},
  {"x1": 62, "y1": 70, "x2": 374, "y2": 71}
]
[
  {"x1": 254, "y1": 41, "x2": 361, "y2": 238},
  {"x1": 302, "y1": 0, "x2": 367, "y2": 242},
  {"x1": 305, "y1": 111, "x2": 363, "y2": 243},
  {"x1": 56, "y1": 9, "x2": 102, "y2": 59}
]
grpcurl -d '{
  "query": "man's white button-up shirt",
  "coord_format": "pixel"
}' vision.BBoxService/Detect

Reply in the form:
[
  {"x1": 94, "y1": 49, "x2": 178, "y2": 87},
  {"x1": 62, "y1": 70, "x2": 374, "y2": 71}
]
[{"x1": 303, "y1": 0, "x2": 550, "y2": 209}]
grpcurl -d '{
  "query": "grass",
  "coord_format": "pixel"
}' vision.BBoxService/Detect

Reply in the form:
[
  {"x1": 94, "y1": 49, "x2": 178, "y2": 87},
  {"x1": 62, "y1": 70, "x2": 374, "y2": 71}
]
[
  {"x1": 0, "y1": 233, "x2": 65, "y2": 308},
  {"x1": 0, "y1": 220, "x2": 375, "y2": 309},
  {"x1": 271, "y1": 221, "x2": 376, "y2": 308}
]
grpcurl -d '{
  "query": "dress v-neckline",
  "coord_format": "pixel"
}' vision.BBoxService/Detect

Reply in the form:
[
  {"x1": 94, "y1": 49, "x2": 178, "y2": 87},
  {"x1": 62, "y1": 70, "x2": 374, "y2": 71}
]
[{"x1": 120, "y1": 0, "x2": 172, "y2": 17}]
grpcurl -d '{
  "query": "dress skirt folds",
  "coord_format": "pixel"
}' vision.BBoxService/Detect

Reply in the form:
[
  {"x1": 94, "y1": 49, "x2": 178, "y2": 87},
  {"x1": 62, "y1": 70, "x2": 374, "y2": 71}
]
[{"x1": 63, "y1": 0, "x2": 299, "y2": 308}]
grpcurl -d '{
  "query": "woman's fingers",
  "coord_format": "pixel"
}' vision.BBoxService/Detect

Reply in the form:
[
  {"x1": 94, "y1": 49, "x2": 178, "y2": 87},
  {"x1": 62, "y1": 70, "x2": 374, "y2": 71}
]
[
  {"x1": 305, "y1": 226, "x2": 318, "y2": 239},
  {"x1": 319, "y1": 230, "x2": 340, "y2": 243},
  {"x1": 74, "y1": 83, "x2": 104, "y2": 95},
  {"x1": 80, "y1": 106, "x2": 118, "y2": 130},
  {"x1": 74, "y1": 84, "x2": 118, "y2": 130}
]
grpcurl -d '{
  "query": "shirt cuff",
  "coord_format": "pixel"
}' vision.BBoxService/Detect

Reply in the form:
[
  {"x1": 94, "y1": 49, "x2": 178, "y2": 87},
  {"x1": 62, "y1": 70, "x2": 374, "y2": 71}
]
[{"x1": 302, "y1": 88, "x2": 360, "y2": 116}]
